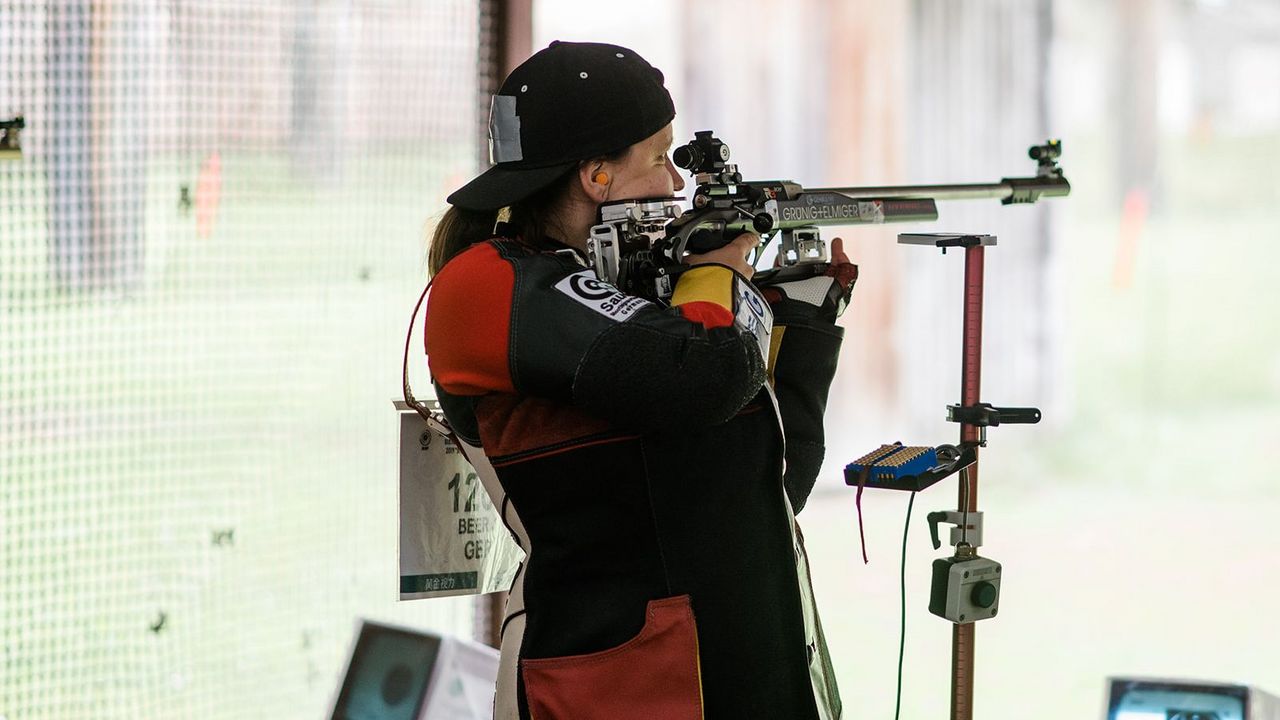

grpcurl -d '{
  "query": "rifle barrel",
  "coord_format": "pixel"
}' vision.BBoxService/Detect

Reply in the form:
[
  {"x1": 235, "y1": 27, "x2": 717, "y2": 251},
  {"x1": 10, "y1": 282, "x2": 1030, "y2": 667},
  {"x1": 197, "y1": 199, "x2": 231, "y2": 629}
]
[{"x1": 815, "y1": 177, "x2": 1068, "y2": 202}]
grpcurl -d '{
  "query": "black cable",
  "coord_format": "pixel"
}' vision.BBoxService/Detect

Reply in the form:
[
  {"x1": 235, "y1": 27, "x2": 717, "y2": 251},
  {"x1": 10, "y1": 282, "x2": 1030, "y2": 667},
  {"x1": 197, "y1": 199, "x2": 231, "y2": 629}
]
[{"x1": 895, "y1": 491, "x2": 916, "y2": 720}]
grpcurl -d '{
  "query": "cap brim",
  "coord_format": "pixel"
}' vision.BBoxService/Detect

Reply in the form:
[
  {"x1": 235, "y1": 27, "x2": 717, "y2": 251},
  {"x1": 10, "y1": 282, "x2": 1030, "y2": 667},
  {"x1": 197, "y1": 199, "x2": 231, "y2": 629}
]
[{"x1": 447, "y1": 161, "x2": 576, "y2": 212}]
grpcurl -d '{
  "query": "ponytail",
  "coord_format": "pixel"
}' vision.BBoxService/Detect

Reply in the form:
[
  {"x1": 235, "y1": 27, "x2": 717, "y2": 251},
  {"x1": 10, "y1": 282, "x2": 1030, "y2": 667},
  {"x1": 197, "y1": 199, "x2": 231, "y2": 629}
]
[
  {"x1": 427, "y1": 147, "x2": 631, "y2": 277},
  {"x1": 425, "y1": 171, "x2": 576, "y2": 277},
  {"x1": 427, "y1": 206, "x2": 497, "y2": 277}
]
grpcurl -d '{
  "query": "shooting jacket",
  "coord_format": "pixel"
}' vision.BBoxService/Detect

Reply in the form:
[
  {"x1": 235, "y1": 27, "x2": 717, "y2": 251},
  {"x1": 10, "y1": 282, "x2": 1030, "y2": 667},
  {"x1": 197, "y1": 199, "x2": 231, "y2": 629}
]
[{"x1": 425, "y1": 236, "x2": 844, "y2": 720}]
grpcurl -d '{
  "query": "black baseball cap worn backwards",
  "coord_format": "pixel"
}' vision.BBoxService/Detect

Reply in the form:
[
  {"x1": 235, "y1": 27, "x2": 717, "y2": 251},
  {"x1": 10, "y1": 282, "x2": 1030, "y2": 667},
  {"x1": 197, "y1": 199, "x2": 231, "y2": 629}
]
[{"x1": 447, "y1": 41, "x2": 676, "y2": 212}]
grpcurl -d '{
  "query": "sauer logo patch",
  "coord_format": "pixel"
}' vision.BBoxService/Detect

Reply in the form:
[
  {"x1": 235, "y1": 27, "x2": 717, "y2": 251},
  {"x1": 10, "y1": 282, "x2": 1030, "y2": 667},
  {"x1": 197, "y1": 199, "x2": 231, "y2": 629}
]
[{"x1": 555, "y1": 270, "x2": 650, "y2": 322}]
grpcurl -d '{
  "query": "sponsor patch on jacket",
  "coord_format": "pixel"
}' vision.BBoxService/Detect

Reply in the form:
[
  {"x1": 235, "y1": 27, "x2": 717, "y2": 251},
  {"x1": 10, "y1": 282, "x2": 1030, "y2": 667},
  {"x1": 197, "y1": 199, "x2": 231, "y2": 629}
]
[
  {"x1": 554, "y1": 270, "x2": 651, "y2": 322},
  {"x1": 734, "y1": 276, "x2": 773, "y2": 360}
]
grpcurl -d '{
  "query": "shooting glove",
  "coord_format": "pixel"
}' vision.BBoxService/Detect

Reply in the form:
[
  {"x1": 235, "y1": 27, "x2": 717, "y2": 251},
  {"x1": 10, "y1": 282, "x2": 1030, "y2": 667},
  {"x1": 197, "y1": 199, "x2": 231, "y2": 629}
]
[{"x1": 754, "y1": 258, "x2": 858, "y2": 325}]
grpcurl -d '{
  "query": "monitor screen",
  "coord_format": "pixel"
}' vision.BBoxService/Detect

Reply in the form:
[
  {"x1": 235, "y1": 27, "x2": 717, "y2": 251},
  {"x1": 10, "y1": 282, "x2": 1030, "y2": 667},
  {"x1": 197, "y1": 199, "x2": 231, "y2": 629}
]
[
  {"x1": 1107, "y1": 678, "x2": 1249, "y2": 720},
  {"x1": 331, "y1": 623, "x2": 442, "y2": 720}
]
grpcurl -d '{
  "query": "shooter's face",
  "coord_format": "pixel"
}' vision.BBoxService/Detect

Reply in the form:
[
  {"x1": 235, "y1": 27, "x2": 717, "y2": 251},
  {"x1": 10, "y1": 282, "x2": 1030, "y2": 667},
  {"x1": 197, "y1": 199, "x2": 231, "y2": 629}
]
[{"x1": 601, "y1": 123, "x2": 685, "y2": 202}]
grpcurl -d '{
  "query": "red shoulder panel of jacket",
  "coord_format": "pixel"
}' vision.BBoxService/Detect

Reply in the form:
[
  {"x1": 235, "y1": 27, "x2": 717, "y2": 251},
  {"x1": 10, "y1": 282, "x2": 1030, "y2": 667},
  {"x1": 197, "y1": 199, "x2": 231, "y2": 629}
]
[{"x1": 425, "y1": 241, "x2": 517, "y2": 395}]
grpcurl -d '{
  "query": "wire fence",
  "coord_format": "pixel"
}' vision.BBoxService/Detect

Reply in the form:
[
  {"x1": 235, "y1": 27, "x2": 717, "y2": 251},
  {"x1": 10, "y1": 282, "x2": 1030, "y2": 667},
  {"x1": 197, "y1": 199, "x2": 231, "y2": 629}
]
[{"x1": 0, "y1": 2, "x2": 483, "y2": 717}]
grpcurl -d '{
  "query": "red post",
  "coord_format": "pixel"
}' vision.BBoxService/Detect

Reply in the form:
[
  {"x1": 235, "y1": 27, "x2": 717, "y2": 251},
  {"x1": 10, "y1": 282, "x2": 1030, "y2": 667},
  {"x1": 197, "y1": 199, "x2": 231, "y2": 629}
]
[{"x1": 952, "y1": 243, "x2": 985, "y2": 720}]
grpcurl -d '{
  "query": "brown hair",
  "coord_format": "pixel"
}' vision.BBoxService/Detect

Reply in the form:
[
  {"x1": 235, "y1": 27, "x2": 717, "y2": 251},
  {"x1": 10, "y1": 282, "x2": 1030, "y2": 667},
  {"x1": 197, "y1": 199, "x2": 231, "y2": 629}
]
[{"x1": 427, "y1": 148, "x2": 630, "y2": 277}]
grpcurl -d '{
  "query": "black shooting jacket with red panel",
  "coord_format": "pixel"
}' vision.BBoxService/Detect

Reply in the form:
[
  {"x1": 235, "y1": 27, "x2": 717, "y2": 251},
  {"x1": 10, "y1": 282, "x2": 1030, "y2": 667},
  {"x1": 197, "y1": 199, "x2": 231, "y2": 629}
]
[{"x1": 425, "y1": 236, "x2": 844, "y2": 720}]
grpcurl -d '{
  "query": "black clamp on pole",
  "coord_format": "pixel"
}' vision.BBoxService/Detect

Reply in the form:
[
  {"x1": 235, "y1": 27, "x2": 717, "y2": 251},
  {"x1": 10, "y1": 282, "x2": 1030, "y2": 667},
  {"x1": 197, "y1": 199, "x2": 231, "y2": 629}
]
[{"x1": 946, "y1": 403, "x2": 1041, "y2": 446}]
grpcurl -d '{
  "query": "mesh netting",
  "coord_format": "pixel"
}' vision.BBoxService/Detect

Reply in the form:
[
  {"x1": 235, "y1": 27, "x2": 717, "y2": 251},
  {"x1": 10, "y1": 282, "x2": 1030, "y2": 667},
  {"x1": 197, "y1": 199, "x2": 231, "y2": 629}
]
[{"x1": 0, "y1": 2, "x2": 483, "y2": 717}]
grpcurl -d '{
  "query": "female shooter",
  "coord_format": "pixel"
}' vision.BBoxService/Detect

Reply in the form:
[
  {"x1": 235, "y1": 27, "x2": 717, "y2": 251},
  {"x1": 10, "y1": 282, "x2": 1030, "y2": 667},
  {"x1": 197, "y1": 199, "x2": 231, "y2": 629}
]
[{"x1": 424, "y1": 41, "x2": 854, "y2": 720}]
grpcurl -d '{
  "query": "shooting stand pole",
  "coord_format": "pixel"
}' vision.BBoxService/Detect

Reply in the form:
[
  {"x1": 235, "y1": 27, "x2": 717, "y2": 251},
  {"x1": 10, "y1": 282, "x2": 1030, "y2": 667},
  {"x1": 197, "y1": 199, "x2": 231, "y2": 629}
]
[
  {"x1": 894, "y1": 232, "x2": 1018, "y2": 720},
  {"x1": 952, "y1": 239, "x2": 985, "y2": 720}
]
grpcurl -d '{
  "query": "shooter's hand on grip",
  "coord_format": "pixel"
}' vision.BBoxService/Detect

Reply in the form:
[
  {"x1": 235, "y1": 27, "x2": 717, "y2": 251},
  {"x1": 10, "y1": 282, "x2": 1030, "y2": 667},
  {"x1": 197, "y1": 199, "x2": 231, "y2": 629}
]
[{"x1": 684, "y1": 231, "x2": 760, "y2": 279}]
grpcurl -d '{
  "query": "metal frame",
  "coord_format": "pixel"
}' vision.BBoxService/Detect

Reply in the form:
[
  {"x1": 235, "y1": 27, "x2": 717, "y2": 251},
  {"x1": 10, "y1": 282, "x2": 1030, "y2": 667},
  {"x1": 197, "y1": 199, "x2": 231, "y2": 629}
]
[{"x1": 472, "y1": 0, "x2": 532, "y2": 651}]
